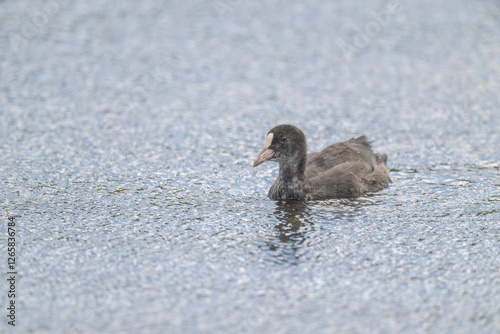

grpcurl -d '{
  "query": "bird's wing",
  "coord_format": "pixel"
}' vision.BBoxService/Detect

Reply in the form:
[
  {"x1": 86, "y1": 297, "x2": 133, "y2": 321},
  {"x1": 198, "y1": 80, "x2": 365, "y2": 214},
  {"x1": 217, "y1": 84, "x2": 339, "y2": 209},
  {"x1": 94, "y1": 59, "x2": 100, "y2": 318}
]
[{"x1": 305, "y1": 136, "x2": 373, "y2": 178}]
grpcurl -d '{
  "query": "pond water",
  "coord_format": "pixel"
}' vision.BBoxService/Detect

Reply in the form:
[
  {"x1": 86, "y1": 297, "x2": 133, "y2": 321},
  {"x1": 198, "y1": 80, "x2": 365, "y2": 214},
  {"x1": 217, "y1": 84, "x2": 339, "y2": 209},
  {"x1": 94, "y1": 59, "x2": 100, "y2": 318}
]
[{"x1": 1, "y1": 0, "x2": 499, "y2": 333}]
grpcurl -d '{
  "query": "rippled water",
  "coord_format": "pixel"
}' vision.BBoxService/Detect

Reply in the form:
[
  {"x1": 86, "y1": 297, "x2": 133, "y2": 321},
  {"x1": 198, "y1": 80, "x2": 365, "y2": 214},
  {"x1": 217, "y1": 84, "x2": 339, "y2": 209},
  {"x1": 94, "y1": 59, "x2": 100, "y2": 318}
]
[{"x1": 1, "y1": 0, "x2": 500, "y2": 333}]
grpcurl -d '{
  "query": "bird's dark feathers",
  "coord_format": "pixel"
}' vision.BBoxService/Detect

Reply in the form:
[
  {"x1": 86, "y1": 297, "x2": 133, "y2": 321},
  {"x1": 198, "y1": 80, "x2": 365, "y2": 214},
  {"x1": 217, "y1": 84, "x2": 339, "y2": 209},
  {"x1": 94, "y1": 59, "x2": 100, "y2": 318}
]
[{"x1": 254, "y1": 124, "x2": 391, "y2": 201}]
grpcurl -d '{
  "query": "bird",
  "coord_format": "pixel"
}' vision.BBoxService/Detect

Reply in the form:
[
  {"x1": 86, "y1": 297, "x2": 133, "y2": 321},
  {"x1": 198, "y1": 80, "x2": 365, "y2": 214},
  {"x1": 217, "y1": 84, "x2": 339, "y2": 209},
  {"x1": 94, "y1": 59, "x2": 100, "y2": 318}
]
[{"x1": 253, "y1": 124, "x2": 391, "y2": 200}]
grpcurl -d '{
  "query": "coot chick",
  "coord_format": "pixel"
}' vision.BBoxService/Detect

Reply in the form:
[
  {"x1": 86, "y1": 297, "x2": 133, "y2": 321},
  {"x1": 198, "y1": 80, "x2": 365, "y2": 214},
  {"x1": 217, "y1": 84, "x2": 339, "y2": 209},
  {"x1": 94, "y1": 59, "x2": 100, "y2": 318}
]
[{"x1": 253, "y1": 124, "x2": 391, "y2": 200}]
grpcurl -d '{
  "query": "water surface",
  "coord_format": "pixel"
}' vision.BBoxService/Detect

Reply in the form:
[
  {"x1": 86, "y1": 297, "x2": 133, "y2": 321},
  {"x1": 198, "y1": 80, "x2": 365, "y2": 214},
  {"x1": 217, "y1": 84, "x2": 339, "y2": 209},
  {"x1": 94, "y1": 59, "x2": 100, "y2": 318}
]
[{"x1": 1, "y1": 0, "x2": 499, "y2": 333}]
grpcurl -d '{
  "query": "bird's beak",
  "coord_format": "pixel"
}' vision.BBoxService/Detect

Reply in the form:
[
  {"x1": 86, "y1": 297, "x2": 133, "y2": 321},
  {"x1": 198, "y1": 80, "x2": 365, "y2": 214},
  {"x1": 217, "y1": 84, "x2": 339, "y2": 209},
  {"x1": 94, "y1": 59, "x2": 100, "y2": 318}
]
[{"x1": 253, "y1": 133, "x2": 275, "y2": 167}]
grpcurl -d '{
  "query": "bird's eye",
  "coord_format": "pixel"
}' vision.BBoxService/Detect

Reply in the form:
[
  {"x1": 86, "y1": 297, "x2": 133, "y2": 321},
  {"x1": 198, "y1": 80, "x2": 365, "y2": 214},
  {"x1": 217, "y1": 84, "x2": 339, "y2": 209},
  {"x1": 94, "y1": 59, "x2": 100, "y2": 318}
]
[{"x1": 280, "y1": 136, "x2": 287, "y2": 143}]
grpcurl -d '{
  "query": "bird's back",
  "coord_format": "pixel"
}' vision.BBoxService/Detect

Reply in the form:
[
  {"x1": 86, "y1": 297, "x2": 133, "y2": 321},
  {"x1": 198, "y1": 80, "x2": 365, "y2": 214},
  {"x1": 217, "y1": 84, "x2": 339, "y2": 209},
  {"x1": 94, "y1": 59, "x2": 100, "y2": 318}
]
[{"x1": 304, "y1": 136, "x2": 390, "y2": 199}]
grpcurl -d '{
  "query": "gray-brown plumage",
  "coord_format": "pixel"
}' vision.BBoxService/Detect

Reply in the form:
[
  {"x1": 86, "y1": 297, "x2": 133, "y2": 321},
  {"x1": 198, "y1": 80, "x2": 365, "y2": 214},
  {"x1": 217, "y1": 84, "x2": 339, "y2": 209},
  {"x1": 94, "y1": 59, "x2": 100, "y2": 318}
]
[{"x1": 253, "y1": 124, "x2": 391, "y2": 200}]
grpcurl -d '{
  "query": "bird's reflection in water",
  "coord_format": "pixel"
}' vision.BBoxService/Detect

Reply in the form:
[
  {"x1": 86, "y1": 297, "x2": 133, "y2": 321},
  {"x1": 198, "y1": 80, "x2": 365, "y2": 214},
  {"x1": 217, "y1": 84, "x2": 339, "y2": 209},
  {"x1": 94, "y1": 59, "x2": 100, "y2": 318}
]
[
  {"x1": 263, "y1": 200, "x2": 312, "y2": 265},
  {"x1": 262, "y1": 195, "x2": 385, "y2": 264}
]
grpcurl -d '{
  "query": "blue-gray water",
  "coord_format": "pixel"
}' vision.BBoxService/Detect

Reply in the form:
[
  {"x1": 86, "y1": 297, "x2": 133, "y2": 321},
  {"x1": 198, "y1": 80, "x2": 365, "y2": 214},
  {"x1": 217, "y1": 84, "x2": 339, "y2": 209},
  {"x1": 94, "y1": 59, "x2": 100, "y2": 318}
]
[{"x1": 1, "y1": 0, "x2": 499, "y2": 333}]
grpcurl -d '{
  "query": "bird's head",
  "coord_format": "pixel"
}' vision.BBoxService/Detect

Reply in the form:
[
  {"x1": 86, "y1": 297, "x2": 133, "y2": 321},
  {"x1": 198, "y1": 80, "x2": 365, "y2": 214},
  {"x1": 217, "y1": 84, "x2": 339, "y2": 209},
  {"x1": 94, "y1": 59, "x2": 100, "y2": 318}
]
[{"x1": 253, "y1": 124, "x2": 307, "y2": 167}]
